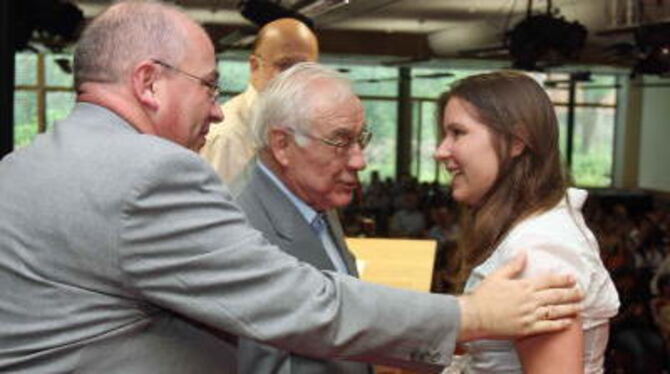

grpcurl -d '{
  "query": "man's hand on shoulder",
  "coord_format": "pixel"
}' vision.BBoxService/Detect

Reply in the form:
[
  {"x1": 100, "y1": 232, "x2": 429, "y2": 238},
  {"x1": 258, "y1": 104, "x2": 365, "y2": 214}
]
[{"x1": 457, "y1": 252, "x2": 583, "y2": 341}]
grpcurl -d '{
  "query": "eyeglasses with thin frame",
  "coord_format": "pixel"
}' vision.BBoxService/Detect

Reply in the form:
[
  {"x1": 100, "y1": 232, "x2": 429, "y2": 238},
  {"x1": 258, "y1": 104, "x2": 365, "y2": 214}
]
[
  {"x1": 286, "y1": 127, "x2": 373, "y2": 151},
  {"x1": 253, "y1": 54, "x2": 306, "y2": 72},
  {"x1": 151, "y1": 59, "x2": 222, "y2": 102}
]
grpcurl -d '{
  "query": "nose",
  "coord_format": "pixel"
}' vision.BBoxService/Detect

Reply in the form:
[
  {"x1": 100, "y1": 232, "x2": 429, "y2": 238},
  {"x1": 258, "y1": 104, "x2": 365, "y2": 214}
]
[
  {"x1": 434, "y1": 137, "x2": 452, "y2": 162},
  {"x1": 347, "y1": 143, "x2": 367, "y2": 171},
  {"x1": 210, "y1": 101, "x2": 224, "y2": 123}
]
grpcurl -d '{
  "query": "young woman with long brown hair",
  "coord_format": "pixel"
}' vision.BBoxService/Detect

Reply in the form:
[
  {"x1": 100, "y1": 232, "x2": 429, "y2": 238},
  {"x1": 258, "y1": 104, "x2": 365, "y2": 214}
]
[{"x1": 435, "y1": 71, "x2": 619, "y2": 373}]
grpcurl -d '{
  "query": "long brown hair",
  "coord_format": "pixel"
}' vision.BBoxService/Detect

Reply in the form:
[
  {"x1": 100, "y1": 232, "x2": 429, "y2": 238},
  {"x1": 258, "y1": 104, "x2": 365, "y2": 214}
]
[{"x1": 439, "y1": 71, "x2": 568, "y2": 288}]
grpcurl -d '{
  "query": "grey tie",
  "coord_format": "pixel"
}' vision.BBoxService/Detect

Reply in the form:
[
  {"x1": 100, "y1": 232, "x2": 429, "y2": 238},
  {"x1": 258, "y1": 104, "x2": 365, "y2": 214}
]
[{"x1": 312, "y1": 213, "x2": 348, "y2": 273}]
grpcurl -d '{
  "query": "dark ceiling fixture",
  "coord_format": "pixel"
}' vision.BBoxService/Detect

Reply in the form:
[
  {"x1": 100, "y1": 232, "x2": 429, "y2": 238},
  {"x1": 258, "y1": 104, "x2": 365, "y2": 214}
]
[
  {"x1": 631, "y1": 22, "x2": 670, "y2": 77},
  {"x1": 505, "y1": 0, "x2": 587, "y2": 71},
  {"x1": 599, "y1": 21, "x2": 670, "y2": 78},
  {"x1": 15, "y1": 0, "x2": 84, "y2": 53},
  {"x1": 237, "y1": 0, "x2": 314, "y2": 30}
]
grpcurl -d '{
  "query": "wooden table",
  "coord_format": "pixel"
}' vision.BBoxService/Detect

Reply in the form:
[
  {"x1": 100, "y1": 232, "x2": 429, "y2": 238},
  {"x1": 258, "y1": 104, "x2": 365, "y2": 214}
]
[
  {"x1": 346, "y1": 237, "x2": 437, "y2": 292},
  {"x1": 345, "y1": 237, "x2": 439, "y2": 374}
]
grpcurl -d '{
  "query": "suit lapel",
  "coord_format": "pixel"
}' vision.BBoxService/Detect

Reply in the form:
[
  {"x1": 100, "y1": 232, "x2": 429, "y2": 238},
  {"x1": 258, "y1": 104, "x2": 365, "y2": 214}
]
[
  {"x1": 250, "y1": 167, "x2": 337, "y2": 271},
  {"x1": 324, "y1": 210, "x2": 359, "y2": 277}
]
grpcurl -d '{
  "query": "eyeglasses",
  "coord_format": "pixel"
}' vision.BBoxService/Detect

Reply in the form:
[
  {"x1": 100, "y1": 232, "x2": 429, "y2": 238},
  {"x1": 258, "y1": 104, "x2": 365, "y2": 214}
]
[
  {"x1": 253, "y1": 54, "x2": 306, "y2": 72},
  {"x1": 151, "y1": 59, "x2": 222, "y2": 102},
  {"x1": 287, "y1": 127, "x2": 373, "y2": 151}
]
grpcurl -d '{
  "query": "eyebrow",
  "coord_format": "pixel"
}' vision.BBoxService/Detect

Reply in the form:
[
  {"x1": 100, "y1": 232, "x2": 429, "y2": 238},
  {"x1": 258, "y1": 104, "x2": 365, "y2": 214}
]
[
  {"x1": 204, "y1": 69, "x2": 219, "y2": 82},
  {"x1": 444, "y1": 122, "x2": 465, "y2": 129},
  {"x1": 327, "y1": 126, "x2": 368, "y2": 137}
]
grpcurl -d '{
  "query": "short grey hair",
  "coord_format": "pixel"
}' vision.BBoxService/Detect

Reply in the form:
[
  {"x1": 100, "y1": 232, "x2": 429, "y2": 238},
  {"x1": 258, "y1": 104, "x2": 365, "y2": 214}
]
[
  {"x1": 73, "y1": 0, "x2": 188, "y2": 90},
  {"x1": 251, "y1": 62, "x2": 356, "y2": 149}
]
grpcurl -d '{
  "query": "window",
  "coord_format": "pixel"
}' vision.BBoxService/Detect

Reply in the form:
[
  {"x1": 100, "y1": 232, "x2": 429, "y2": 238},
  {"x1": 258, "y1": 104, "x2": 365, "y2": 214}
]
[
  {"x1": 13, "y1": 52, "x2": 619, "y2": 188},
  {"x1": 362, "y1": 99, "x2": 397, "y2": 182},
  {"x1": 328, "y1": 63, "x2": 399, "y2": 183},
  {"x1": 14, "y1": 53, "x2": 75, "y2": 147},
  {"x1": 14, "y1": 91, "x2": 38, "y2": 148},
  {"x1": 410, "y1": 68, "x2": 489, "y2": 183},
  {"x1": 545, "y1": 73, "x2": 618, "y2": 187},
  {"x1": 14, "y1": 54, "x2": 38, "y2": 147},
  {"x1": 410, "y1": 69, "x2": 618, "y2": 187},
  {"x1": 217, "y1": 56, "x2": 250, "y2": 100}
]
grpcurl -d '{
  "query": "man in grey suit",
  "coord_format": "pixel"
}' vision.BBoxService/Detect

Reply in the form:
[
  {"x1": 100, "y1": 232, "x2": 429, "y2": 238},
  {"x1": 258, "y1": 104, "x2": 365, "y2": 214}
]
[
  {"x1": 234, "y1": 63, "x2": 374, "y2": 373},
  {"x1": 0, "y1": 1, "x2": 583, "y2": 373}
]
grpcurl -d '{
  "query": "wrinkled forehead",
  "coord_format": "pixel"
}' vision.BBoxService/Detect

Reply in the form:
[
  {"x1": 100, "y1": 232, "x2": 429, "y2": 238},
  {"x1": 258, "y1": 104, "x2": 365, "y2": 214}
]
[{"x1": 310, "y1": 94, "x2": 365, "y2": 133}]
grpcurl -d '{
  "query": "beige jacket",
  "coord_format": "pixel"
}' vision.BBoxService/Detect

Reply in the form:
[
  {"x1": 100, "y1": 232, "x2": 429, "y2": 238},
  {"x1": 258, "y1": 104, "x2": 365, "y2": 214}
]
[{"x1": 200, "y1": 85, "x2": 258, "y2": 185}]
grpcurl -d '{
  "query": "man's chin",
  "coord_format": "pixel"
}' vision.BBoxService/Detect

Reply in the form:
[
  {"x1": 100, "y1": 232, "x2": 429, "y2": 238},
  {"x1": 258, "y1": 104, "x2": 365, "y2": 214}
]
[{"x1": 330, "y1": 193, "x2": 354, "y2": 209}]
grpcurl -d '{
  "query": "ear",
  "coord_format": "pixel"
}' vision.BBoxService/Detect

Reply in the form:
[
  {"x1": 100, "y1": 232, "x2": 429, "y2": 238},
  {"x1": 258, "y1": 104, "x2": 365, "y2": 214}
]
[
  {"x1": 510, "y1": 137, "x2": 526, "y2": 158},
  {"x1": 269, "y1": 128, "x2": 291, "y2": 167},
  {"x1": 131, "y1": 60, "x2": 161, "y2": 111},
  {"x1": 249, "y1": 54, "x2": 261, "y2": 73}
]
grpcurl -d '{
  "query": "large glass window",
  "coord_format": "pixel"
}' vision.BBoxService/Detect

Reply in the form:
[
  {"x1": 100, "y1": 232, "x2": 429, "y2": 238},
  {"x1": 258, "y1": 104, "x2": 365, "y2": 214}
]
[
  {"x1": 361, "y1": 99, "x2": 397, "y2": 182},
  {"x1": 45, "y1": 54, "x2": 74, "y2": 87},
  {"x1": 13, "y1": 52, "x2": 619, "y2": 188},
  {"x1": 46, "y1": 92, "x2": 76, "y2": 129},
  {"x1": 410, "y1": 69, "x2": 618, "y2": 187},
  {"x1": 14, "y1": 53, "x2": 75, "y2": 147},
  {"x1": 217, "y1": 56, "x2": 250, "y2": 99},
  {"x1": 15, "y1": 54, "x2": 39, "y2": 147},
  {"x1": 329, "y1": 63, "x2": 399, "y2": 183},
  {"x1": 546, "y1": 73, "x2": 618, "y2": 187},
  {"x1": 14, "y1": 91, "x2": 38, "y2": 148},
  {"x1": 410, "y1": 68, "x2": 489, "y2": 183}
]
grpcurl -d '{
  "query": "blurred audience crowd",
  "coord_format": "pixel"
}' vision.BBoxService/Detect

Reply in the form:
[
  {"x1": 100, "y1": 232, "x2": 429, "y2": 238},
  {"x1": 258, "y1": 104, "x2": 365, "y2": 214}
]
[{"x1": 341, "y1": 171, "x2": 670, "y2": 374}]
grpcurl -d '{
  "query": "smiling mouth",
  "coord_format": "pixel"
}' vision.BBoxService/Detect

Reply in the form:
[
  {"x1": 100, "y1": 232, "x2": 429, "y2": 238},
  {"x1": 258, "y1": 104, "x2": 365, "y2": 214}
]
[{"x1": 445, "y1": 166, "x2": 461, "y2": 176}]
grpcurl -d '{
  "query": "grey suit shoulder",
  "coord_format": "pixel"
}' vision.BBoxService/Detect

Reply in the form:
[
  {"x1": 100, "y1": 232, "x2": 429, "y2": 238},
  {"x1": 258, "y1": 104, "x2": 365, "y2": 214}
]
[
  {"x1": 235, "y1": 164, "x2": 371, "y2": 374},
  {"x1": 0, "y1": 103, "x2": 458, "y2": 373}
]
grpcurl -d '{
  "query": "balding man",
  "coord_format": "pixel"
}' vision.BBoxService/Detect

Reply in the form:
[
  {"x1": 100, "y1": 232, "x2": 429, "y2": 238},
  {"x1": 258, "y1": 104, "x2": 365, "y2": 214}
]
[
  {"x1": 0, "y1": 1, "x2": 583, "y2": 373},
  {"x1": 200, "y1": 18, "x2": 319, "y2": 184}
]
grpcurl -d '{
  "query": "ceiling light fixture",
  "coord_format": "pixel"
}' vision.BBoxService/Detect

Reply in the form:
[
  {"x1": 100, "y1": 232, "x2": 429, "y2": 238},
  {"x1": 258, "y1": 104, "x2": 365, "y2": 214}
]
[{"x1": 299, "y1": 0, "x2": 350, "y2": 18}]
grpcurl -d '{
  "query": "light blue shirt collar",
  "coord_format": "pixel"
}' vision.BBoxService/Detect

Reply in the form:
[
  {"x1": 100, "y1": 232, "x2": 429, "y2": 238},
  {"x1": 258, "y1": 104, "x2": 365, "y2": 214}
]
[
  {"x1": 257, "y1": 160, "x2": 320, "y2": 227},
  {"x1": 257, "y1": 160, "x2": 348, "y2": 273}
]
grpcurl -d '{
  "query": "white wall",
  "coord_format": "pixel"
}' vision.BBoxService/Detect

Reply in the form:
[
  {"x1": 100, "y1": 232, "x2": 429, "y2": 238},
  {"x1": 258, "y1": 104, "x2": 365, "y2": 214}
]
[{"x1": 638, "y1": 76, "x2": 670, "y2": 192}]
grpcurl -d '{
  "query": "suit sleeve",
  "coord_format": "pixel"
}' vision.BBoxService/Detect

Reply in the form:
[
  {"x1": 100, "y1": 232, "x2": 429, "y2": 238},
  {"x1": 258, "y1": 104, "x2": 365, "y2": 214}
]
[{"x1": 116, "y1": 150, "x2": 458, "y2": 372}]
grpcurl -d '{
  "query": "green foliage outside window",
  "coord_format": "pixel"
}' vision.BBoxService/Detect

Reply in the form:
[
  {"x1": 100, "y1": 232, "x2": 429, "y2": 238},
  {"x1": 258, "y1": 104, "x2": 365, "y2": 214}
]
[
  {"x1": 45, "y1": 54, "x2": 73, "y2": 87},
  {"x1": 46, "y1": 92, "x2": 76, "y2": 130},
  {"x1": 360, "y1": 100, "x2": 397, "y2": 183},
  {"x1": 327, "y1": 63, "x2": 399, "y2": 183},
  {"x1": 13, "y1": 52, "x2": 619, "y2": 188},
  {"x1": 409, "y1": 68, "x2": 488, "y2": 183},
  {"x1": 16, "y1": 54, "x2": 37, "y2": 86},
  {"x1": 14, "y1": 91, "x2": 38, "y2": 148},
  {"x1": 14, "y1": 53, "x2": 75, "y2": 147},
  {"x1": 217, "y1": 57, "x2": 250, "y2": 96},
  {"x1": 15, "y1": 54, "x2": 38, "y2": 147},
  {"x1": 550, "y1": 74, "x2": 617, "y2": 187}
]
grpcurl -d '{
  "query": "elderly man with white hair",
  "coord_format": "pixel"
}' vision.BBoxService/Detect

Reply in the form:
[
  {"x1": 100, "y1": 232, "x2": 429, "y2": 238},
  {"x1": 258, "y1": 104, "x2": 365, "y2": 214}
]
[{"x1": 233, "y1": 62, "x2": 373, "y2": 374}]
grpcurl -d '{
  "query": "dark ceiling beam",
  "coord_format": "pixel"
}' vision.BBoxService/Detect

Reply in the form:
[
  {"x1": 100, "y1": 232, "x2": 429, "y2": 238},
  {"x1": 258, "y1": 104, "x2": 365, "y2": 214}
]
[
  {"x1": 318, "y1": 29, "x2": 431, "y2": 57},
  {"x1": 206, "y1": 23, "x2": 432, "y2": 58}
]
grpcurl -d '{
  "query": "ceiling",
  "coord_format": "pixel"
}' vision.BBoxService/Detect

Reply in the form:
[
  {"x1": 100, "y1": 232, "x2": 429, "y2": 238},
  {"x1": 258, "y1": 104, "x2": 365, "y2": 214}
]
[{"x1": 72, "y1": 0, "x2": 670, "y2": 70}]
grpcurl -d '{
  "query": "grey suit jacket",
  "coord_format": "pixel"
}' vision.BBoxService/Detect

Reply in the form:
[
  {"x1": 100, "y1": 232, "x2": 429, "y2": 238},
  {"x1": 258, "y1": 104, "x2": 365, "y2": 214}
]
[
  {"x1": 235, "y1": 164, "x2": 372, "y2": 374},
  {"x1": 0, "y1": 103, "x2": 458, "y2": 373}
]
